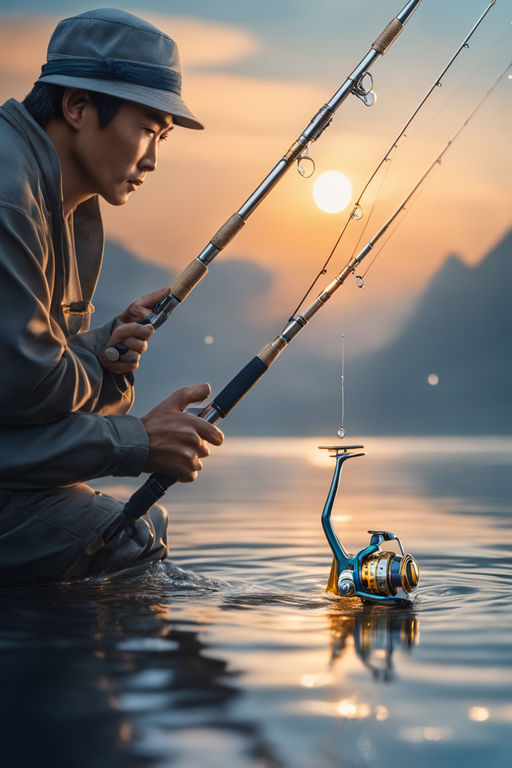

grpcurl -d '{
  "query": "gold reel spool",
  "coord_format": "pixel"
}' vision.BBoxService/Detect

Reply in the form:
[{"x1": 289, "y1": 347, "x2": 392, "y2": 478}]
[{"x1": 361, "y1": 551, "x2": 419, "y2": 597}]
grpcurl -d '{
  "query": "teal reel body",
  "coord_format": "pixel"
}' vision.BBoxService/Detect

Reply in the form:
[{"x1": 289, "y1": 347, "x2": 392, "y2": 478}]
[{"x1": 320, "y1": 445, "x2": 419, "y2": 605}]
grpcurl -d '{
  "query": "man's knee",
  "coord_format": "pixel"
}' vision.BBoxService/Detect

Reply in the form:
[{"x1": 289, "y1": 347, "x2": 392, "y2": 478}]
[{"x1": 82, "y1": 502, "x2": 169, "y2": 578}]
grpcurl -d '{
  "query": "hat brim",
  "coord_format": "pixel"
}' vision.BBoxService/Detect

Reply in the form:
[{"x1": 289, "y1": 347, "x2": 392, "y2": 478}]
[{"x1": 37, "y1": 73, "x2": 204, "y2": 130}]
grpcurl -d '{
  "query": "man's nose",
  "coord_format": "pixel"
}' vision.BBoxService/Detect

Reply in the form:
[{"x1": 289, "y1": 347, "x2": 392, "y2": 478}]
[{"x1": 139, "y1": 142, "x2": 158, "y2": 172}]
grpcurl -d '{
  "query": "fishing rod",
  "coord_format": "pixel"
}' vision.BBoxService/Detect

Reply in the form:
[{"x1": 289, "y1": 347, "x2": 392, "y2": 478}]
[
  {"x1": 103, "y1": 0, "x2": 423, "y2": 363},
  {"x1": 290, "y1": 0, "x2": 497, "y2": 316},
  {"x1": 122, "y1": 57, "x2": 511, "y2": 522}
]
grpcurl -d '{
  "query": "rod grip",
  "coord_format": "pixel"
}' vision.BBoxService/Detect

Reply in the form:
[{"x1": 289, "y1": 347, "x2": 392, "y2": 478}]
[
  {"x1": 123, "y1": 357, "x2": 267, "y2": 519},
  {"x1": 210, "y1": 213, "x2": 246, "y2": 250},
  {"x1": 123, "y1": 472, "x2": 178, "y2": 520},
  {"x1": 372, "y1": 18, "x2": 403, "y2": 54},
  {"x1": 169, "y1": 259, "x2": 208, "y2": 302},
  {"x1": 212, "y1": 356, "x2": 268, "y2": 418}
]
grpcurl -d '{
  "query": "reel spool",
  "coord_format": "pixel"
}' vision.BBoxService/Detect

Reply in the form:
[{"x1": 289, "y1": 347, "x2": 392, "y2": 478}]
[{"x1": 320, "y1": 445, "x2": 419, "y2": 605}]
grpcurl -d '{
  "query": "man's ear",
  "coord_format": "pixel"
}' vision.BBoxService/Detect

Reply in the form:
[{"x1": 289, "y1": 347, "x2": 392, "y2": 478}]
[{"x1": 61, "y1": 89, "x2": 91, "y2": 130}]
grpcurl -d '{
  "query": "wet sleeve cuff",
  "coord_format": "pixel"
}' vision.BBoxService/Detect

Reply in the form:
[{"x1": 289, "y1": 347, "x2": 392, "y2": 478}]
[{"x1": 105, "y1": 414, "x2": 149, "y2": 477}]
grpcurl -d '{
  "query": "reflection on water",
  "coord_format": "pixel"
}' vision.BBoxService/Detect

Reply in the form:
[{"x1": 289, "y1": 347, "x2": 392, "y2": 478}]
[
  {"x1": 0, "y1": 437, "x2": 511, "y2": 767},
  {"x1": 327, "y1": 607, "x2": 419, "y2": 682}
]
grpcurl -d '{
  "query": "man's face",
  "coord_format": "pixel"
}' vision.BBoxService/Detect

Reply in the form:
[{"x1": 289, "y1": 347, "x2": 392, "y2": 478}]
[{"x1": 72, "y1": 99, "x2": 173, "y2": 206}]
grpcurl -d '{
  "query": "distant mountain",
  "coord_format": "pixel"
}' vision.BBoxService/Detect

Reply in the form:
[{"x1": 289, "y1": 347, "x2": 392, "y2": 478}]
[
  {"x1": 94, "y1": 230, "x2": 512, "y2": 435},
  {"x1": 347, "y1": 229, "x2": 512, "y2": 434}
]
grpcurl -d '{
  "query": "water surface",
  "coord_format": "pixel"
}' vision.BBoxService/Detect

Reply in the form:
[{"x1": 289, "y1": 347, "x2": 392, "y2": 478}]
[{"x1": 1, "y1": 437, "x2": 511, "y2": 767}]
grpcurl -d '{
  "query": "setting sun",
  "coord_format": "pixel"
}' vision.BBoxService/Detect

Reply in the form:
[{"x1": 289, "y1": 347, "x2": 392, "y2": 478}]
[{"x1": 313, "y1": 171, "x2": 352, "y2": 213}]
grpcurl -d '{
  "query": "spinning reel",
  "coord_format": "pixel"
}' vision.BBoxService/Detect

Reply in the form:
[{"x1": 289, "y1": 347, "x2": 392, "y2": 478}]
[{"x1": 320, "y1": 445, "x2": 419, "y2": 605}]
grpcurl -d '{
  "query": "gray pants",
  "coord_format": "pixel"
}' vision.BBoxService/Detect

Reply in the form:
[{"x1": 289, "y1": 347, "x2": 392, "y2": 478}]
[{"x1": 0, "y1": 484, "x2": 168, "y2": 586}]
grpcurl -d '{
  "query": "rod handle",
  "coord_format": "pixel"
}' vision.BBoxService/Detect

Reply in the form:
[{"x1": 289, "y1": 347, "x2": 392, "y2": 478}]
[
  {"x1": 210, "y1": 213, "x2": 246, "y2": 250},
  {"x1": 103, "y1": 259, "x2": 208, "y2": 362},
  {"x1": 123, "y1": 472, "x2": 178, "y2": 521},
  {"x1": 212, "y1": 356, "x2": 268, "y2": 418},
  {"x1": 123, "y1": 355, "x2": 269, "y2": 519},
  {"x1": 168, "y1": 258, "x2": 208, "y2": 302}
]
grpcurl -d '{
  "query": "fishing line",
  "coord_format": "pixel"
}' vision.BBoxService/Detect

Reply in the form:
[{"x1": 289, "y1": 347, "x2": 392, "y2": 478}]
[
  {"x1": 355, "y1": 36, "x2": 512, "y2": 281},
  {"x1": 338, "y1": 332, "x2": 346, "y2": 439},
  {"x1": 344, "y1": 156, "x2": 393, "y2": 273},
  {"x1": 354, "y1": 57, "x2": 512, "y2": 285},
  {"x1": 357, "y1": 186, "x2": 425, "y2": 282},
  {"x1": 104, "y1": 0, "x2": 425, "y2": 363},
  {"x1": 289, "y1": 0, "x2": 498, "y2": 318},
  {"x1": 123, "y1": 58, "x2": 511, "y2": 521},
  {"x1": 350, "y1": 57, "x2": 511, "y2": 291},
  {"x1": 403, "y1": 20, "x2": 512, "y2": 146}
]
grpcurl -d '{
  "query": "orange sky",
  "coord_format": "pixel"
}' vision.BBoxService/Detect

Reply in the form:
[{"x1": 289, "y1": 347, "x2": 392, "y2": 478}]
[{"x1": 0, "y1": 6, "x2": 510, "y2": 349}]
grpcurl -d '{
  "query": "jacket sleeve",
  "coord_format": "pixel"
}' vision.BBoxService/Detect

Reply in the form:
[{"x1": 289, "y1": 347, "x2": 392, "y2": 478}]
[
  {"x1": 0, "y1": 203, "x2": 151, "y2": 487},
  {"x1": 0, "y1": 413, "x2": 149, "y2": 489},
  {"x1": 0, "y1": 203, "x2": 130, "y2": 423}
]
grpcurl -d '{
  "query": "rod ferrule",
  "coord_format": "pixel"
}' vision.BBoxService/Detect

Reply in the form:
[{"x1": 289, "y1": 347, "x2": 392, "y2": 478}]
[
  {"x1": 354, "y1": 243, "x2": 373, "y2": 263},
  {"x1": 281, "y1": 316, "x2": 306, "y2": 341},
  {"x1": 197, "y1": 403, "x2": 223, "y2": 424},
  {"x1": 284, "y1": 138, "x2": 308, "y2": 163},
  {"x1": 258, "y1": 336, "x2": 288, "y2": 366},
  {"x1": 197, "y1": 242, "x2": 220, "y2": 265}
]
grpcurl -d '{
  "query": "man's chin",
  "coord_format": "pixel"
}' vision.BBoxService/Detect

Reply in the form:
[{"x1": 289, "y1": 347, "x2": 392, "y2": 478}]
[{"x1": 101, "y1": 191, "x2": 131, "y2": 206}]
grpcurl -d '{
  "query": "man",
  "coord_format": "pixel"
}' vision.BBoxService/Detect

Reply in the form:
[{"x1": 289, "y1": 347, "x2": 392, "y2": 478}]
[{"x1": 0, "y1": 9, "x2": 223, "y2": 585}]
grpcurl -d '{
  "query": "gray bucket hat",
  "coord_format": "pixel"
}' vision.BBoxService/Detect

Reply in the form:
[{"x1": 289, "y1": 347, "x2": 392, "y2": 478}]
[{"x1": 37, "y1": 8, "x2": 203, "y2": 130}]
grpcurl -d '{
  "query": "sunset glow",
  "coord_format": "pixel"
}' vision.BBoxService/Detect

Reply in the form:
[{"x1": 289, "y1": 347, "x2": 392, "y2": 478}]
[{"x1": 0, "y1": 5, "x2": 509, "y2": 348}]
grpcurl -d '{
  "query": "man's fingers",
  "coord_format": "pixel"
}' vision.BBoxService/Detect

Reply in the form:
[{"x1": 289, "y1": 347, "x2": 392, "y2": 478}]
[
  {"x1": 128, "y1": 305, "x2": 153, "y2": 322},
  {"x1": 155, "y1": 385, "x2": 224, "y2": 447},
  {"x1": 139, "y1": 285, "x2": 171, "y2": 307},
  {"x1": 128, "y1": 286, "x2": 171, "y2": 316},
  {"x1": 117, "y1": 337, "x2": 148, "y2": 355},
  {"x1": 119, "y1": 287, "x2": 171, "y2": 323},
  {"x1": 179, "y1": 455, "x2": 205, "y2": 483},
  {"x1": 190, "y1": 416, "x2": 224, "y2": 447},
  {"x1": 141, "y1": 389, "x2": 225, "y2": 477},
  {"x1": 198, "y1": 439, "x2": 211, "y2": 459},
  {"x1": 114, "y1": 322, "x2": 154, "y2": 342},
  {"x1": 164, "y1": 383, "x2": 212, "y2": 412},
  {"x1": 100, "y1": 322, "x2": 154, "y2": 371}
]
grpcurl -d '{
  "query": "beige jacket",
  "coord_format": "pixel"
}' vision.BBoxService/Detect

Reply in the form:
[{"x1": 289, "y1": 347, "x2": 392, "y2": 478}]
[{"x1": 0, "y1": 99, "x2": 149, "y2": 489}]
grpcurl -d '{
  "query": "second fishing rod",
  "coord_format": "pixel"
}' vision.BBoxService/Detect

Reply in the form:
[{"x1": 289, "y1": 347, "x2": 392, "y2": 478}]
[
  {"x1": 122, "y1": 54, "x2": 510, "y2": 520},
  {"x1": 103, "y1": 0, "x2": 423, "y2": 363}
]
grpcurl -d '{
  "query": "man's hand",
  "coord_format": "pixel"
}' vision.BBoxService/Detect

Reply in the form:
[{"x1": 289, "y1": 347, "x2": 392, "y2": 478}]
[
  {"x1": 141, "y1": 383, "x2": 224, "y2": 482},
  {"x1": 118, "y1": 285, "x2": 170, "y2": 324},
  {"x1": 100, "y1": 322, "x2": 154, "y2": 373},
  {"x1": 100, "y1": 285, "x2": 170, "y2": 373}
]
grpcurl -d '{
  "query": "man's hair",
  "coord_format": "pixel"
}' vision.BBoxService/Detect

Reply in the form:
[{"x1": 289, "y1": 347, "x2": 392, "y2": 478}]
[{"x1": 23, "y1": 83, "x2": 123, "y2": 128}]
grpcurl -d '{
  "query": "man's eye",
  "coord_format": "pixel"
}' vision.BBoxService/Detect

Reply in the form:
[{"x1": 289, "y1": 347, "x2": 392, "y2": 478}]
[{"x1": 159, "y1": 133, "x2": 169, "y2": 142}]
